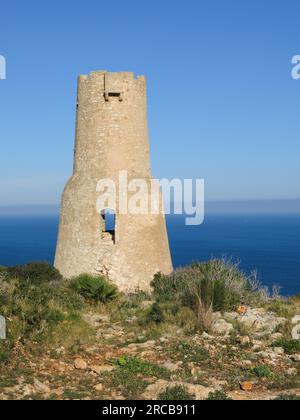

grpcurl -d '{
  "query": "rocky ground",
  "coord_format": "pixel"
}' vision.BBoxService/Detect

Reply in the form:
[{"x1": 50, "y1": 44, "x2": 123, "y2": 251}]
[{"x1": 1, "y1": 305, "x2": 299, "y2": 400}]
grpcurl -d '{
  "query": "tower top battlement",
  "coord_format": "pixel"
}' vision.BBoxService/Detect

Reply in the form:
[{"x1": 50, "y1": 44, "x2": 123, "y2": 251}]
[{"x1": 79, "y1": 70, "x2": 146, "y2": 82}]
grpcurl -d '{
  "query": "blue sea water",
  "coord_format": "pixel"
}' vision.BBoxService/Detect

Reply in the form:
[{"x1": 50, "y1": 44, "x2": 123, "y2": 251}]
[{"x1": 0, "y1": 213, "x2": 299, "y2": 296}]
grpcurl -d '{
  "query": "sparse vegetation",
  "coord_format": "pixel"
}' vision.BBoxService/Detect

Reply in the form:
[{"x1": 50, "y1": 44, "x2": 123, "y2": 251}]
[
  {"x1": 207, "y1": 390, "x2": 233, "y2": 400},
  {"x1": 5, "y1": 262, "x2": 62, "y2": 285},
  {"x1": 159, "y1": 385, "x2": 195, "y2": 400},
  {"x1": 273, "y1": 338, "x2": 300, "y2": 355},
  {"x1": 0, "y1": 261, "x2": 299, "y2": 400},
  {"x1": 151, "y1": 259, "x2": 268, "y2": 330},
  {"x1": 252, "y1": 365, "x2": 274, "y2": 379},
  {"x1": 274, "y1": 394, "x2": 300, "y2": 401}
]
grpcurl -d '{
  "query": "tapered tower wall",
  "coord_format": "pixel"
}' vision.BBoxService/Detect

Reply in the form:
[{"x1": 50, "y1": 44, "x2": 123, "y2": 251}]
[{"x1": 55, "y1": 71, "x2": 173, "y2": 292}]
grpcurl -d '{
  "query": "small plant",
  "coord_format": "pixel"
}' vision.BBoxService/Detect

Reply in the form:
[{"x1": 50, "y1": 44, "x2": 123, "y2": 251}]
[
  {"x1": 106, "y1": 357, "x2": 170, "y2": 399},
  {"x1": 146, "y1": 302, "x2": 165, "y2": 324},
  {"x1": 273, "y1": 338, "x2": 300, "y2": 355},
  {"x1": 5, "y1": 262, "x2": 62, "y2": 286},
  {"x1": 70, "y1": 274, "x2": 118, "y2": 303},
  {"x1": 207, "y1": 390, "x2": 233, "y2": 400},
  {"x1": 159, "y1": 385, "x2": 195, "y2": 401},
  {"x1": 274, "y1": 394, "x2": 300, "y2": 401},
  {"x1": 115, "y1": 356, "x2": 170, "y2": 378},
  {"x1": 252, "y1": 364, "x2": 274, "y2": 378}
]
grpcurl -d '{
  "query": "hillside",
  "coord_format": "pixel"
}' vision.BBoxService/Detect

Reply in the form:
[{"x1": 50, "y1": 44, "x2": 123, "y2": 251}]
[{"x1": 0, "y1": 261, "x2": 299, "y2": 400}]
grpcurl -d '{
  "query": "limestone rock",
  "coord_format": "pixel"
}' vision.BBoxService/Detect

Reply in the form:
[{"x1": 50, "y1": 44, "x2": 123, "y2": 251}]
[
  {"x1": 291, "y1": 315, "x2": 300, "y2": 325},
  {"x1": 94, "y1": 384, "x2": 104, "y2": 392},
  {"x1": 83, "y1": 313, "x2": 110, "y2": 327},
  {"x1": 223, "y1": 308, "x2": 286, "y2": 336},
  {"x1": 212, "y1": 319, "x2": 233, "y2": 337},
  {"x1": 239, "y1": 336, "x2": 251, "y2": 345},
  {"x1": 291, "y1": 324, "x2": 300, "y2": 340},
  {"x1": 92, "y1": 365, "x2": 115, "y2": 373},
  {"x1": 287, "y1": 368, "x2": 297, "y2": 376},
  {"x1": 34, "y1": 379, "x2": 50, "y2": 394},
  {"x1": 74, "y1": 358, "x2": 88, "y2": 370},
  {"x1": 0, "y1": 315, "x2": 6, "y2": 340},
  {"x1": 142, "y1": 379, "x2": 214, "y2": 400},
  {"x1": 161, "y1": 361, "x2": 182, "y2": 372},
  {"x1": 273, "y1": 347, "x2": 285, "y2": 355}
]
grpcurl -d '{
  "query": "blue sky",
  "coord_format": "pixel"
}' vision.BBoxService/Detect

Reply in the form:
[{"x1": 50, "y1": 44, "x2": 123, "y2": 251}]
[{"x1": 0, "y1": 0, "x2": 299, "y2": 206}]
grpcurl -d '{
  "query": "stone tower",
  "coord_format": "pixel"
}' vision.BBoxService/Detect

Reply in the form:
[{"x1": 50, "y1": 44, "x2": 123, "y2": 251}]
[{"x1": 55, "y1": 71, "x2": 173, "y2": 292}]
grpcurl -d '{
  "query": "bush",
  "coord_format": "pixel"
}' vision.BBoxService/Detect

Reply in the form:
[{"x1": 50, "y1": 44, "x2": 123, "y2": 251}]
[
  {"x1": 274, "y1": 394, "x2": 300, "y2": 401},
  {"x1": 252, "y1": 364, "x2": 274, "y2": 378},
  {"x1": 146, "y1": 303, "x2": 165, "y2": 324},
  {"x1": 70, "y1": 274, "x2": 118, "y2": 303},
  {"x1": 159, "y1": 385, "x2": 195, "y2": 401},
  {"x1": 151, "y1": 259, "x2": 263, "y2": 330},
  {"x1": 5, "y1": 262, "x2": 62, "y2": 286},
  {"x1": 207, "y1": 390, "x2": 233, "y2": 400},
  {"x1": 273, "y1": 338, "x2": 300, "y2": 355}
]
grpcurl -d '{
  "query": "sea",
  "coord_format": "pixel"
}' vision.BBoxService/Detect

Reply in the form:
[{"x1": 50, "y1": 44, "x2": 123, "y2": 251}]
[{"x1": 0, "y1": 213, "x2": 299, "y2": 296}]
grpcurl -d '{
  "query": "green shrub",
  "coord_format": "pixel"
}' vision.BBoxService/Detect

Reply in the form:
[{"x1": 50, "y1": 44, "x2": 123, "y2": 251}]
[
  {"x1": 70, "y1": 274, "x2": 118, "y2": 303},
  {"x1": 252, "y1": 364, "x2": 274, "y2": 378},
  {"x1": 146, "y1": 302, "x2": 165, "y2": 324},
  {"x1": 159, "y1": 385, "x2": 195, "y2": 401},
  {"x1": 151, "y1": 260, "x2": 254, "y2": 330},
  {"x1": 115, "y1": 356, "x2": 170, "y2": 378},
  {"x1": 274, "y1": 394, "x2": 300, "y2": 401},
  {"x1": 207, "y1": 390, "x2": 233, "y2": 400},
  {"x1": 5, "y1": 262, "x2": 62, "y2": 286},
  {"x1": 273, "y1": 339, "x2": 300, "y2": 355},
  {"x1": 106, "y1": 357, "x2": 170, "y2": 399}
]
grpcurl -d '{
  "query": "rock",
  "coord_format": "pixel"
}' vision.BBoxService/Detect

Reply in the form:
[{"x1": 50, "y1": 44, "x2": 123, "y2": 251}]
[
  {"x1": 252, "y1": 344, "x2": 262, "y2": 352},
  {"x1": 291, "y1": 324, "x2": 300, "y2": 340},
  {"x1": 212, "y1": 319, "x2": 233, "y2": 337},
  {"x1": 201, "y1": 332, "x2": 213, "y2": 340},
  {"x1": 142, "y1": 379, "x2": 214, "y2": 400},
  {"x1": 82, "y1": 313, "x2": 110, "y2": 327},
  {"x1": 241, "y1": 360, "x2": 253, "y2": 367},
  {"x1": 240, "y1": 381, "x2": 253, "y2": 392},
  {"x1": 0, "y1": 315, "x2": 6, "y2": 340},
  {"x1": 94, "y1": 384, "x2": 104, "y2": 392},
  {"x1": 34, "y1": 379, "x2": 50, "y2": 394},
  {"x1": 140, "y1": 301, "x2": 154, "y2": 310},
  {"x1": 257, "y1": 351, "x2": 269, "y2": 359},
  {"x1": 291, "y1": 354, "x2": 300, "y2": 362},
  {"x1": 52, "y1": 388, "x2": 64, "y2": 396},
  {"x1": 239, "y1": 336, "x2": 251, "y2": 345},
  {"x1": 287, "y1": 368, "x2": 297, "y2": 376},
  {"x1": 74, "y1": 358, "x2": 88, "y2": 370},
  {"x1": 273, "y1": 347, "x2": 285, "y2": 355},
  {"x1": 90, "y1": 365, "x2": 104, "y2": 375},
  {"x1": 291, "y1": 315, "x2": 300, "y2": 325},
  {"x1": 270, "y1": 333, "x2": 283, "y2": 342},
  {"x1": 93, "y1": 365, "x2": 115, "y2": 373},
  {"x1": 161, "y1": 361, "x2": 182, "y2": 372},
  {"x1": 224, "y1": 308, "x2": 286, "y2": 336}
]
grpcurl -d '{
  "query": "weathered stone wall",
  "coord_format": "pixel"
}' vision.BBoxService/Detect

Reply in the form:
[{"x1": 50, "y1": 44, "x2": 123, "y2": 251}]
[{"x1": 55, "y1": 71, "x2": 173, "y2": 292}]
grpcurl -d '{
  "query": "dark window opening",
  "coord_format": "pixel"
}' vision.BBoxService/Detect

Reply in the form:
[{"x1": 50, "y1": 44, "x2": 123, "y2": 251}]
[
  {"x1": 101, "y1": 209, "x2": 116, "y2": 243},
  {"x1": 104, "y1": 91, "x2": 123, "y2": 102}
]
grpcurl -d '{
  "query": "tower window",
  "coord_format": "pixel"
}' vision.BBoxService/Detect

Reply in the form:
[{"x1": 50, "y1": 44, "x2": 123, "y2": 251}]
[
  {"x1": 104, "y1": 91, "x2": 123, "y2": 102},
  {"x1": 101, "y1": 209, "x2": 116, "y2": 243}
]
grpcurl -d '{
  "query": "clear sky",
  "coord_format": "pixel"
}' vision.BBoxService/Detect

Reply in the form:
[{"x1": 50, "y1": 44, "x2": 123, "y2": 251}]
[{"x1": 0, "y1": 0, "x2": 299, "y2": 206}]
